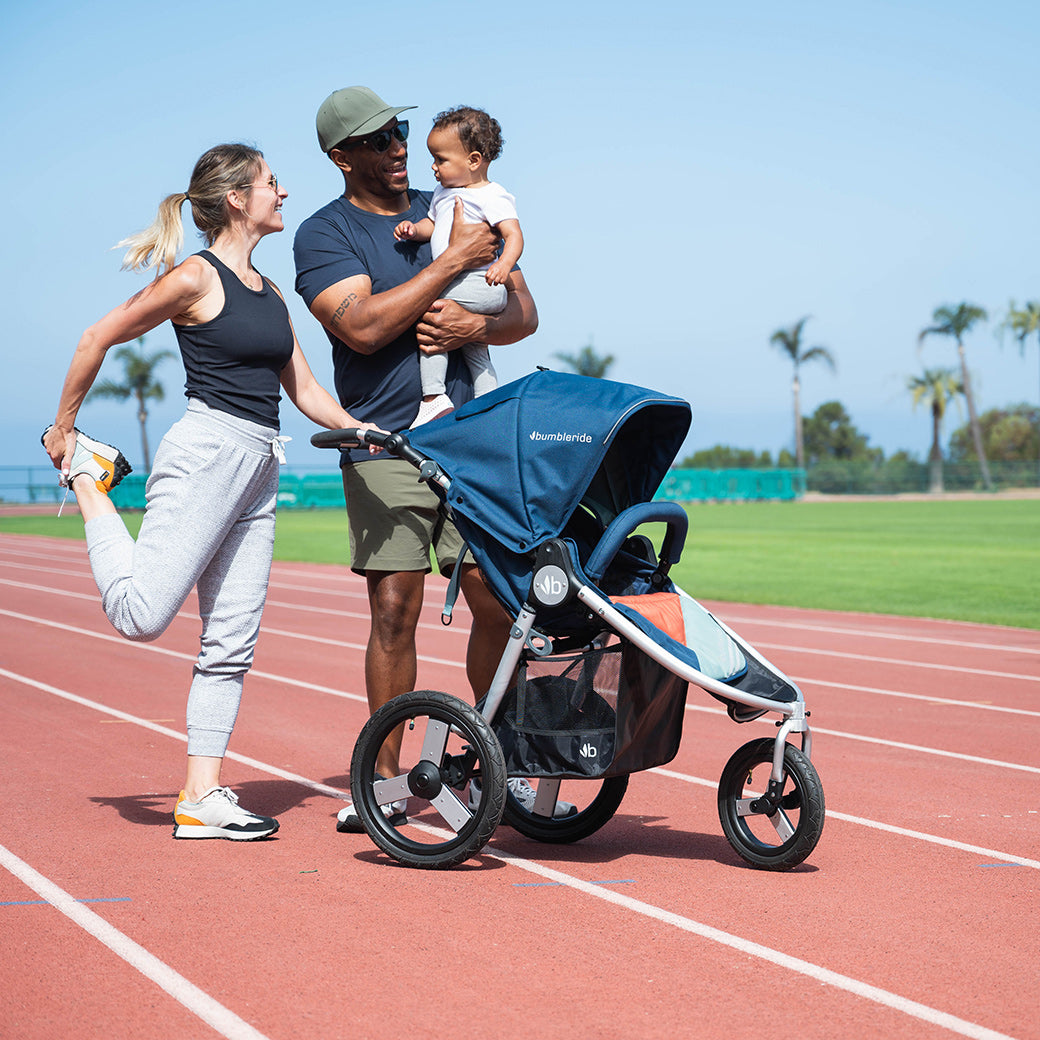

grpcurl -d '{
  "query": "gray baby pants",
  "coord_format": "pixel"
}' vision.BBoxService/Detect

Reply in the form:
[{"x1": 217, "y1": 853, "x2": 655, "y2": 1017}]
[
  {"x1": 84, "y1": 400, "x2": 281, "y2": 757},
  {"x1": 419, "y1": 270, "x2": 506, "y2": 397}
]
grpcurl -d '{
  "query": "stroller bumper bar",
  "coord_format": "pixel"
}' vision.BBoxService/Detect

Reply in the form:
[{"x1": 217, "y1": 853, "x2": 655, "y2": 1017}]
[{"x1": 584, "y1": 501, "x2": 689, "y2": 584}]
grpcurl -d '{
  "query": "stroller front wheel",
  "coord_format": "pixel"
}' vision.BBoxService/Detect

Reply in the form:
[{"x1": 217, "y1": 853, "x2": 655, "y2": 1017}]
[
  {"x1": 717, "y1": 737, "x2": 824, "y2": 871},
  {"x1": 350, "y1": 690, "x2": 507, "y2": 869}
]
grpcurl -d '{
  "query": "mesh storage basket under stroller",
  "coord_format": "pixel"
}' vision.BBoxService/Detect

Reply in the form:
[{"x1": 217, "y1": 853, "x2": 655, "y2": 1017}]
[{"x1": 492, "y1": 640, "x2": 689, "y2": 780}]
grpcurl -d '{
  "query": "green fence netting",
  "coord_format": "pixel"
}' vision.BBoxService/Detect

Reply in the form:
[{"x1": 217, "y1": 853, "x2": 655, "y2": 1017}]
[
  {"x1": 98, "y1": 467, "x2": 806, "y2": 510},
  {"x1": 654, "y1": 469, "x2": 805, "y2": 502}
]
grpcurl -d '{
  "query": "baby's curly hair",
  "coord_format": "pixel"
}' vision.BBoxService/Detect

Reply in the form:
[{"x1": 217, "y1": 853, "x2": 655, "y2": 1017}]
[{"x1": 432, "y1": 106, "x2": 504, "y2": 162}]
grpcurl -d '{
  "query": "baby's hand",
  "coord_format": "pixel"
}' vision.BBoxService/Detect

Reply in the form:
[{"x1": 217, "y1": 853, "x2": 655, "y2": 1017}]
[
  {"x1": 394, "y1": 221, "x2": 416, "y2": 242},
  {"x1": 485, "y1": 261, "x2": 508, "y2": 286}
]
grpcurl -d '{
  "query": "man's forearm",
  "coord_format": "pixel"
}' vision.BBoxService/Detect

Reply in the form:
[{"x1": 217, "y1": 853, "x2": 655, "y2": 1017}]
[
  {"x1": 313, "y1": 251, "x2": 474, "y2": 354},
  {"x1": 482, "y1": 282, "x2": 538, "y2": 346},
  {"x1": 312, "y1": 202, "x2": 504, "y2": 353}
]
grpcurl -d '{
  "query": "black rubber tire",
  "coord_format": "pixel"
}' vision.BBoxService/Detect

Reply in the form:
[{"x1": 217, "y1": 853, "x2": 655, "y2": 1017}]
[
  {"x1": 502, "y1": 774, "x2": 629, "y2": 844},
  {"x1": 350, "y1": 690, "x2": 507, "y2": 869},
  {"x1": 717, "y1": 737, "x2": 825, "y2": 871}
]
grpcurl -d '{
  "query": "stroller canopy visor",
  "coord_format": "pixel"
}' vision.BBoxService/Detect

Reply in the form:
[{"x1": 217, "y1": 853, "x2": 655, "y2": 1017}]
[{"x1": 406, "y1": 370, "x2": 692, "y2": 553}]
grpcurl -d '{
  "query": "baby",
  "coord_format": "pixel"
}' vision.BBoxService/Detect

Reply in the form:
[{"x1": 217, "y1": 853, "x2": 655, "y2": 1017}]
[{"x1": 395, "y1": 106, "x2": 524, "y2": 427}]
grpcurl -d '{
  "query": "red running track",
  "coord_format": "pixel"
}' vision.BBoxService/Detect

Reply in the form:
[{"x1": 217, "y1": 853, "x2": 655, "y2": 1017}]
[{"x1": 1, "y1": 532, "x2": 1038, "y2": 1040}]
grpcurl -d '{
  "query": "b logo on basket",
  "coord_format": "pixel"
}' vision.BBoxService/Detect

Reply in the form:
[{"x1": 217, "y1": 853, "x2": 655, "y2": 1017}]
[{"x1": 580, "y1": 742, "x2": 598, "y2": 759}]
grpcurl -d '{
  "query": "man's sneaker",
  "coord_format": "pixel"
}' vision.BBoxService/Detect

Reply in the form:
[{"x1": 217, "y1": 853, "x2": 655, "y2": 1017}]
[
  {"x1": 469, "y1": 777, "x2": 578, "y2": 818},
  {"x1": 173, "y1": 786, "x2": 279, "y2": 841},
  {"x1": 336, "y1": 777, "x2": 408, "y2": 833},
  {"x1": 42, "y1": 426, "x2": 132, "y2": 492},
  {"x1": 410, "y1": 394, "x2": 454, "y2": 428}
]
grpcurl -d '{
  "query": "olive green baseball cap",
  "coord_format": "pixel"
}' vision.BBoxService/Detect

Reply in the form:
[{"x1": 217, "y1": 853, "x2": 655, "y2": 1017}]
[{"x1": 316, "y1": 86, "x2": 416, "y2": 152}]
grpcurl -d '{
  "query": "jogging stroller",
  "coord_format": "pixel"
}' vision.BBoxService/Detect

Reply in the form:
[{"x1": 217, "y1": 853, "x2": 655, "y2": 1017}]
[{"x1": 313, "y1": 370, "x2": 824, "y2": 870}]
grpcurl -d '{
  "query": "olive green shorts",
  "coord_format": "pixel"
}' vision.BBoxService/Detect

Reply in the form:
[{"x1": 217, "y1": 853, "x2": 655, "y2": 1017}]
[{"x1": 341, "y1": 458, "x2": 465, "y2": 575}]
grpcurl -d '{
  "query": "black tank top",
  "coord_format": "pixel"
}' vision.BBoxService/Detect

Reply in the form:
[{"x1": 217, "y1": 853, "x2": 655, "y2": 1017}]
[{"x1": 173, "y1": 250, "x2": 294, "y2": 428}]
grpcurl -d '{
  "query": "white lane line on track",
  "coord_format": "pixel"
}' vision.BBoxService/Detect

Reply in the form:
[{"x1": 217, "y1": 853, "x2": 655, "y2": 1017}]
[
  {"x1": 0, "y1": 610, "x2": 369, "y2": 707},
  {"x1": 4, "y1": 550, "x2": 1034, "y2": 656},
  {"x1": 809, "y1": 727, "x2": 1040, "y2": 773},
  {"x1": 5, "y1": 606, "x2": 1038, "y2": 775},
  {"x1": 792, "y1": 676, "x2": 1040, "y2": 718},
  {"x1": 755, "y1": 641, "x2": 1040, "y2": 683},
  {"x1": 0, "y1": 666, "x2": 1025, "y2": 1040},
  {"x1": 3, "y1": 664, "x2": 1036, "y2": 869},
  {"x1": 263, "y1": 598, "x2": 468, "y2": 635},
  {"x1": 488, "y1": 850, "x2": 1022, "y2": 1040},
  {"x1": 0, "y1": 542, "x2": 361, "y2": 585},
  {"x1": 7, "y1": 573, "x2": 1038, "y2": 676},
  {"x1": 651, "y1": 765, "x2": 1040, "y2": 870},
  {"x1": 682, "y1": 702, "x2": 1040, "y2": 773},
  {"x1": 269, "y1": 576, "x2": 474, "y2": 619},
  {"x1": 0, "y1": 560, "x2": 93, "y2": 580},
  {"x1": 0, "y1": 842, "x2": 273, "y2": 1040},
  {"x1": 718, "y1": 613, "x2": 1040, "y2": 656},
  {"x1": 260, "y1": 624, "x2": 462, "y2": 668},
  {"x1": 0, "y1": 668, "x2": 350, "y2": 799},
  {"x1": 0, "y1": 576, "x2": 468, "y2": 640}
]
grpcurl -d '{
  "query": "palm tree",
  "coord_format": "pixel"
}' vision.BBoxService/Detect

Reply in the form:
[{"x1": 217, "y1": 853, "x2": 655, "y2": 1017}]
[
  {"x1": 87, "y1": 335, "x2": 175, "y2": 470},
  {"x1": 918, "y1": 303, "x2": 992, "y2": 491},
  {"x1": 769, "y1": 316, "x2": 836, "y2": 470},
  {"x1": 553, "y1": 341, "x2": 615, "y2": 379},
  {"x1": 1000, "y1": 300, "x2": 1040, "y2": 483},
  {"x1": 908, "y1": 368, "x2": 962, "y2": 493}
]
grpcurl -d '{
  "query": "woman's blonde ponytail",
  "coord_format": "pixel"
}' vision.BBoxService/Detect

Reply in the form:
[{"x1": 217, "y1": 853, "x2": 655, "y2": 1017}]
[
  {"x1": 114, "y1": 144, "x2": 263, "y2": 277},
  {"x1": 116, "y1": 192, "x2": 188, "y2": 275}
]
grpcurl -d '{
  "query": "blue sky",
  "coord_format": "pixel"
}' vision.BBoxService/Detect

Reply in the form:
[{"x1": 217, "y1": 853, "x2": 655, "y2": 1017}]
[{"x1": 4, "y1": 0, "x2": 1039, "y2": 473}]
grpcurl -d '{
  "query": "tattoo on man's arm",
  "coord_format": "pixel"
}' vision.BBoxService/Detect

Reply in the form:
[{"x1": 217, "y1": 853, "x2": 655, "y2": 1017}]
[{"x1": 331, "y1": 293, "x2": 358, "y2": 329}]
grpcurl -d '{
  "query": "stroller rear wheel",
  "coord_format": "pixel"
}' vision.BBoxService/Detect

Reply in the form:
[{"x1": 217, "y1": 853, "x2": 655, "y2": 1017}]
[
  {"x1": 717, "y1": 737, "x2": 824, "y2": 871},
  {"x1": 503, "y1": 775, "x2": 629, "y2": 844},
  {"x1": 350, "y1": 690, "x2": 507, "y2": 869}
]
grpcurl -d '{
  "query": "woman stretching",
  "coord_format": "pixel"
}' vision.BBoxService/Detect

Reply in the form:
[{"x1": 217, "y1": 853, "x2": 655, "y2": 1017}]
[{"x1": 43, "y1": 143, "x2": 376, "y2": 840}]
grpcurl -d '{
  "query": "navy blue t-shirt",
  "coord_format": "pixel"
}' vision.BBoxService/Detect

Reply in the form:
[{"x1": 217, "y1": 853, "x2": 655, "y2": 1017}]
[{"x1": 293, "y1": 189, "x2": 473, "y2": 461}]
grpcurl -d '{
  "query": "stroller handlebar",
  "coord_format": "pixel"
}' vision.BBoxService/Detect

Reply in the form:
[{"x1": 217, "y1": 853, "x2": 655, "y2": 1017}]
[
  {"x1": 310, "y1": 427, "x2": 433, "y2": 470},
  {"x1": 311, "y1": 427, "x2": 387, "y2": 449}
]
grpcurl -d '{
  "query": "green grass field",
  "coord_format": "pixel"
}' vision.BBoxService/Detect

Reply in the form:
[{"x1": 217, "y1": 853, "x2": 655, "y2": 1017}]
[{"x1": 3, "y1": 497, "x2": 1037, "y2": 629}]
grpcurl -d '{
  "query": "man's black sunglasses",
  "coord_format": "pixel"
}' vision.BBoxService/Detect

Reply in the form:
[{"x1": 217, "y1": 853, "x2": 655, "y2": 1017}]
[{"x1": 341, "y1": 121, "x2": 409, "y2": 154}]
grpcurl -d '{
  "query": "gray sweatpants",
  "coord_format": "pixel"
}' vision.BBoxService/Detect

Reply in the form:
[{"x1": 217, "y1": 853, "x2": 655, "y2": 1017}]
[
  {"x1": 84, "y1": 399, "x2": 281, "y2": 757},
  {"x1": 419, "y1": 270, "x2": 505, "y2": 397}
]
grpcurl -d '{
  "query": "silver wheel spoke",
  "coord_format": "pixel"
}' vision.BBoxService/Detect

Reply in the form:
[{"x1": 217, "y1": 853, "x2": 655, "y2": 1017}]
[
  {"x1": 429, "y1": 787, "x2": 472, "y2": 831},
  {"x1": 767, "y1": 809, "x2": 796, "y2": 842},
  {"x1": 372, "y1": 775, "x2": 409, "y2": 805},
  {"x1": 419, "y1": 718, "x2": 451, "y2": 763},
  {"x1": 531, "y1": 778, "x2": 562, "y2": 818}
]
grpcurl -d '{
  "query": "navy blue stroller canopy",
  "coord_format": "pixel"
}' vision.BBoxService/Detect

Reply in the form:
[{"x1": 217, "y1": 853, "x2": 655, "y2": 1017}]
[{"x1": 407, "y1": 370, "x2": 692, "y2": 555}]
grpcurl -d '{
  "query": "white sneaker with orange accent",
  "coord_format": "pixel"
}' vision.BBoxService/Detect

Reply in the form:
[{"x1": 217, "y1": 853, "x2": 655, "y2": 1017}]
[
  {"x1": 173, "y1": 787, "x2": 279, "y2": 840},
  {"x1": 42, "y1": 426, "x2": 132, "y2": 492}
]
